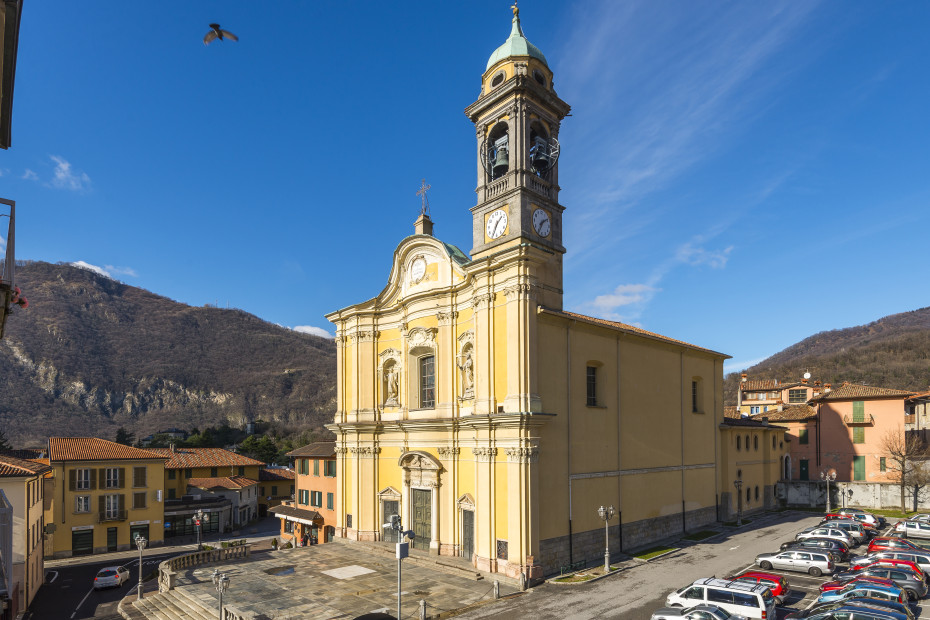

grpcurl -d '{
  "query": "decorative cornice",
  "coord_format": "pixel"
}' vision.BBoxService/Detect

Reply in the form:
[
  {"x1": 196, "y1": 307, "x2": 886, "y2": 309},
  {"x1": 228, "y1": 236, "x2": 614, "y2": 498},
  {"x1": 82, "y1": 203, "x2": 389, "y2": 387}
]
[
  {"x1": 457, "y1": 329, "x2": 475, "y2": 348},
  {"x1": 472, "y1": 447, "x2": 498, "y2": 462},
  {"x1": 506, "y1": 447, "x2": 539, "y2": 464}
]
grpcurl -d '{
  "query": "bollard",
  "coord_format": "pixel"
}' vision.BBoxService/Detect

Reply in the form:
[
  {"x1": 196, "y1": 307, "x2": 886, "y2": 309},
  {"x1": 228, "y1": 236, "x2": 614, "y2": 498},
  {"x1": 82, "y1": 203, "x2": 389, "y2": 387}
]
[
  {"x1": 519, "y1": 572, "x2": 527, "y2": 591},
  {"x1": 493, "y1": 580, "x2": 500, "y2": 600},
  {"x1": 419, "y1": 599, "x2": 427, "y2": 620}
]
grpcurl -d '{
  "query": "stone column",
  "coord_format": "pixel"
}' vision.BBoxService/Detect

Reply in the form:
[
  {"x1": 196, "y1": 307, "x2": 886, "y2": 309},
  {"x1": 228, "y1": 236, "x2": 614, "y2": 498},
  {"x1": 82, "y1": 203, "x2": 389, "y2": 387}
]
[
  {"x1": 472, "y1": 293, "x2": 494, "y2": 415},
  {"x1": 437, "y1": 447, "x2": 460, "y2": 556},
  {"x1": 436, "y1": 311, "x2": 458, "y2": 418},
  {"x1": 473, "y1": 447, "x2": 498, "y2": 573},
  {"x1": 506, "y1": 446, "x2": 542, "y2": 580},
  {"x1": 503, "y1": 283, "x2": 539, "y2": 413}
]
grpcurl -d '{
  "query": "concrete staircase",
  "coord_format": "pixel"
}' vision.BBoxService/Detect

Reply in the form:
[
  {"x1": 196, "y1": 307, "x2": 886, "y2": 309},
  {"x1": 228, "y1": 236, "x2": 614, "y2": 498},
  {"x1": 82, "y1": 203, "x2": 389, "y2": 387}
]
[{"x1": 130, "y1": 586, "x2": 216, "y2": 620}]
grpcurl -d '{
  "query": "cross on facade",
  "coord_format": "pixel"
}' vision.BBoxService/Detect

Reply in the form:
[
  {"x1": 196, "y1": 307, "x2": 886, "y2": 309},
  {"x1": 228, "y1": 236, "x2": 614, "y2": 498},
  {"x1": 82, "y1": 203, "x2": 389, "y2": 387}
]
[{"x1": 416, "y1": 179, "x2": 431, "y2": 215}]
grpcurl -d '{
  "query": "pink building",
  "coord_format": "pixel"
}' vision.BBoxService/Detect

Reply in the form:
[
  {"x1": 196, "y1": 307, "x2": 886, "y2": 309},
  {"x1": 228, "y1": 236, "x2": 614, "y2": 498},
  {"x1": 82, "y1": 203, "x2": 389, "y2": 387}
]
[{"x1": 756, "y1": 404, "x2": 819, "y2": 481}]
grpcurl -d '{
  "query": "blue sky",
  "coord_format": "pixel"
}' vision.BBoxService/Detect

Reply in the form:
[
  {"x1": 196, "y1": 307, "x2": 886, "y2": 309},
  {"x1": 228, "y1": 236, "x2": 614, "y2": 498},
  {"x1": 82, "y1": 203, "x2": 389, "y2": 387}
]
[{"x1": 2, "y1": 1, "x2": 929, "y2": 376}]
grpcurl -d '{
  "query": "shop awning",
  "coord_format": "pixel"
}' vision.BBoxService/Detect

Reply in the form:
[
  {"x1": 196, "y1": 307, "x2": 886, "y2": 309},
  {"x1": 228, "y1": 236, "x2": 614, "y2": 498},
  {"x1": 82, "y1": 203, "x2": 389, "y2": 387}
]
[{"x1": 270, "y1": 505, "x2": 323, "y2": 526}]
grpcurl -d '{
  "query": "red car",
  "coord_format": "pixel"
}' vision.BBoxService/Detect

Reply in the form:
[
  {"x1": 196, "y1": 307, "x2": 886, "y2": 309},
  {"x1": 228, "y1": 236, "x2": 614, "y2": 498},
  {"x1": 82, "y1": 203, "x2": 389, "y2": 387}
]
[
  {"x1": 849, "y1": 558, "x2": 924, "y2": 581},
  {"x1": 868, "y1": 536, "x2": 924, "y2": 553},
  {"x1": 819, "y1": 575, "x2": 896, "y2": 592},
  {"x1": 727, "y1": 571, "x2": 790, "y2": 603}
]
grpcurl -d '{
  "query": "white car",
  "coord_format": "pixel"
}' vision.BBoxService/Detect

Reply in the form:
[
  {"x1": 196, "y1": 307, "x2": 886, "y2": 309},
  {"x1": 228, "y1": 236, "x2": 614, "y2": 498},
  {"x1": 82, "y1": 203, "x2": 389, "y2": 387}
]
[
  {"x1": 795, "y1": 527, "x2": 853, "y2": 546},
  {"x1": 93, "y1": 565, "x2": 129, "y2": 589},
  {"x1": 895, "y1": 520, "x2": 930, "y2": 539},
  {"x1": 651, "y1": 604, "x2": 748, "y2": 620}
]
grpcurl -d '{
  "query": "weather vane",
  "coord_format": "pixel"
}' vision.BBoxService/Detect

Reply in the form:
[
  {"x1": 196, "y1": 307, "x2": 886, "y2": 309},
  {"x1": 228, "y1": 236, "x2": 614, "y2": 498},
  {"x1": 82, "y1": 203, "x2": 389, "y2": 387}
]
[
  {"x1": 512, "y1": 2, "x2": 519, "y2": 17},
  {"x1": 416, "y1": 179, "x2": 431, "y2": 216}
]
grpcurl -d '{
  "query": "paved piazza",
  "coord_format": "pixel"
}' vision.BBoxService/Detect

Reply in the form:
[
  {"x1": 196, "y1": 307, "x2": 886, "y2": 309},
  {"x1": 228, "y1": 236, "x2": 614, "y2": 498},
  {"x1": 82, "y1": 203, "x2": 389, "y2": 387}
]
[{"x1": 169, "y1": 539, "x2": 519, "y2": 619}]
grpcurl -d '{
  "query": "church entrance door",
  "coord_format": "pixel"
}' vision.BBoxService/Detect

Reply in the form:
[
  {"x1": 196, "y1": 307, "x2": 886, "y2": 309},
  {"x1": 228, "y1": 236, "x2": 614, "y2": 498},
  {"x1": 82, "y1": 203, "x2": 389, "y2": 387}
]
[
  {"x1": 462, "y1": 509, "x2": 474, "y2": 560},
  {"x1": 412, "y1": 489, "x2": 431, "y2": 550},
  {"x1": 383, "y1": 499, "x2": 399, "y2": 542}
]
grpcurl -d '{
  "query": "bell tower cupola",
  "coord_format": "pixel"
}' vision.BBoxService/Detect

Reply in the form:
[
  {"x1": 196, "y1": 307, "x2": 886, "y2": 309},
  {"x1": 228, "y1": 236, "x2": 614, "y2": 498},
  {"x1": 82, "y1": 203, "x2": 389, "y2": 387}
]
[{"x1": 465, "y1": 4, "x2": 571, "y2": 284}]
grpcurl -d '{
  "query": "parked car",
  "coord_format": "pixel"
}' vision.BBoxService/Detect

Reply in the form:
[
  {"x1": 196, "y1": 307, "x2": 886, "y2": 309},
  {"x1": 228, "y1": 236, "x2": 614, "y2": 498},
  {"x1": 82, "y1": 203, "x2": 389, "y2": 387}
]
[
  {"x1": 894, "y1": 520, "x2": 930, "y2": 539},
  {"x1": 819, "y1": 575, "x2": 897, "y2": 592},
  {"x1": 780, "y1": 538, "x2": 849, "y2": 562},
  {"x1": 820, "y1": 519, "x2": 868, "y2": 544},
  {"x1": 726, "y1": 572, "x2": 789, "y2": 605},
  {"x1": 651, "y1": 604, "x2": 748, "y2": 620},
  {"x1": 93, "y1": 566, "x2": 129, "y2": 590},
  {"x1": 836, "y1": 508, "x2": 887, "y2": 528},
  {"x1": 665, "y1": 578, "x2": 776, "y2": 620},
  {"x1": 830, "y1": 567, "x2": 926, "y2": 600},
  {"x1": 796, "y1": 526, "x2": 854, "y2": 547},
  {"x1": 785, "y1": 599, "x2": 913, "y2": 620},
  {"x1": 755, "y1": 550, "x2": 834, "y2": 577},
  {"x1": 824, "y1": 513, "x2": 877, "y2": 532},
  {"x1": 848, "y1": 557, "x2": 924, "y2": 581},
  {"x1": 869, "y1": 537, "x2": 925, "y2": 554},
  {"x1": 815, "y1": 581, "x2": 906, "y2": 605},
  {"x1": 857, "y1": 550, "x2": 930, "y2": 577}
]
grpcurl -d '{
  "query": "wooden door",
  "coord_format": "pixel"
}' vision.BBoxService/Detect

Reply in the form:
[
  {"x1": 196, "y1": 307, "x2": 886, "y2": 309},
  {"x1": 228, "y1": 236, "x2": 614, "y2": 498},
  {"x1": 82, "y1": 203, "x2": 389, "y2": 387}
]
[
  {"x1": 462, "y1": 509, "x2": 474, "y2": 560},
  {"x1": 412, "y1": 489, "x2": 431, "y2": 550}
]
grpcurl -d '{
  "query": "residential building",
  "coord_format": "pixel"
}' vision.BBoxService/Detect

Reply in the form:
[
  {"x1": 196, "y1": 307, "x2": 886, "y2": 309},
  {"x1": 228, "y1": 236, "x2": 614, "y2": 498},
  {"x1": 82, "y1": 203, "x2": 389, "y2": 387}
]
[
  {"x1": 258, "y1": 467, "x2": 295, "y2": 517},
  {"x1": 754, "y1": 404, "x2": 819, "y2": 481},
  {"x1": 47, "y1": 438, "x2": 165, "y2": 558},
  {"x1": 147, "y1": 445, "x2": 263, "y2": 537},
  {"x1": 272, "y1": 442, "x2": 336, "y2": 546},
  {"x1": 719, "y1": 411, "x2": 788, "y2": 519},
  {"x1": 0, "y1": 454, "x2": 50, "y2": 618},
  {"x1": 736, "y1": 373, "x2": 819, "y2": 416},
  {"x1": 323, "y1": 7, "x2": 729, "y2": 581},
  {"x1": 186, "y1": 476, "x2": 258, "y2": 527},
  {"x1": 808, "y1": 382, "x2": 915, "y2": 482},
  {"x1": 905, "y1": 390, "x2": 930, "y2": 440}
]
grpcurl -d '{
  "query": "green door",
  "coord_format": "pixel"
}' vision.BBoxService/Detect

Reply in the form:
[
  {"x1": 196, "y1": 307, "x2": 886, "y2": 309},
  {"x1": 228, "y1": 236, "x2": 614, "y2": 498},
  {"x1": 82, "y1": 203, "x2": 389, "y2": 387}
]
[
  {"x1": 412, "y1": 489, "x2": 431, "y2": 550},
  {"x1": 800, "y1": 459, "x2": 809, "y2": 481},
  {"x1": 107, "y1": 527, "x2": 118, "y2": 552},
  {"x1": 462, "y1": 509, "x2": 475, "y2": 560},
  {"x1": 854, "y1": 456, "x2": 866, "y2": 481},
  {"x1": 72, "y1": 530, "x2": 94, "y2": 556}
]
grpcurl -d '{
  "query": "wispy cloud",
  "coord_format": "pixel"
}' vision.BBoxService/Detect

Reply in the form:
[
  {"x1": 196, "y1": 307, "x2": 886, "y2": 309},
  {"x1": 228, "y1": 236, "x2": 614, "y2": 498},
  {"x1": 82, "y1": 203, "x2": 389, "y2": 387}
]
[
  {"x1": 293, "y1": 325, "x2": 333, "y2": 339},
  {"x1": 588, "y1": 283, "x2": 659, "y2": 322},
  {"x1": 22, "y1": 169, "x2": 38, "y2": 181},
  {"x1": 71, "y1": 261, "x2": 136, "y2": 280},
  {"x1": 50, "y1": 155, "x2": 92, "y2": 191},
  {"x1": 676, "y1": 242, "x2": 733, "y2": 269}
]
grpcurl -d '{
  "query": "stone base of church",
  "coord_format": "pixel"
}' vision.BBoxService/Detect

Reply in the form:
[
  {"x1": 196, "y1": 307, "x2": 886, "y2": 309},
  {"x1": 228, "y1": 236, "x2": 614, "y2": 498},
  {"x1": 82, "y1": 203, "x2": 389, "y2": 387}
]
[
  {"x1": 439, "y1": 543, "x2": 460, "y2": 556},
  {"x1": 475, "y1": 555, "x2": 498, "y2": 573},
  {"x1": 357, "y1": 530, "x2": 379, "y2": 542}
]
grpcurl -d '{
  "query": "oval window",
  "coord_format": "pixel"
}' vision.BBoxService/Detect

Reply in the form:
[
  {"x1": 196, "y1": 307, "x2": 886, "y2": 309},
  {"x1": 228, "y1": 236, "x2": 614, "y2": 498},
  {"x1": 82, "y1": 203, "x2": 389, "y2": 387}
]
[
  {"x1": 533, "y1": 70, "x2": 546, "y2": 86},
  {"x1": 491, "y1": 72, "x2": 505, "y2": 88}
]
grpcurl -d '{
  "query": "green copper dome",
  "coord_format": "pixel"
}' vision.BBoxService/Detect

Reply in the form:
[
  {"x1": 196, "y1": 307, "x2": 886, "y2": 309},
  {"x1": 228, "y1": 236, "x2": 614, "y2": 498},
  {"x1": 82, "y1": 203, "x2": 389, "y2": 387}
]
[{"x1": 485, "y1": 8, "x2": 548, "y2": 71}]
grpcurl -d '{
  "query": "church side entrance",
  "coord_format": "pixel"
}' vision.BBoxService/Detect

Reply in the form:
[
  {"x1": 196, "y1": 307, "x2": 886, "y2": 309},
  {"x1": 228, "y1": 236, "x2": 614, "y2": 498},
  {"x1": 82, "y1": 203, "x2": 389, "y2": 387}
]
[
  {"x1": 412, "y1": 489, "x2": 431, "y2": 550},
  {"x1": 462, "y1": 509, "x2": 474, "y2": 560}
]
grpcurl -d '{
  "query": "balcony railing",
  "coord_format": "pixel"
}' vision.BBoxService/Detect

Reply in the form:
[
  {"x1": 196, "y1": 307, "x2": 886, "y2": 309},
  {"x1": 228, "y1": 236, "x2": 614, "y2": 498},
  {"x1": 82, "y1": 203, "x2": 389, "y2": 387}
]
[
  {"x1": 844, "y1": 413, "x2": 875, "y2": 425},
  {"x1": 97, "y1": 510, "x2": 128, "y2": 523}
]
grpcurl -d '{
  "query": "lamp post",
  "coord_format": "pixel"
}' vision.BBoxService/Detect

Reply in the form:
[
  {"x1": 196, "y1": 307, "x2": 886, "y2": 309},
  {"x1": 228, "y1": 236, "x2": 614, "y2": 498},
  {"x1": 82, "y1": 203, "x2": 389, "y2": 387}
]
[
  {"x1": 821, "y1": 470, "x2": 837, "y2": 513},
  {"x1": 733, "y1": 479, "x2": 743, "y2": 526},
  {"x1": 212, "y1": 569, "x2": 230, "y2": 620},
  {"x1": 195, "y1": 508, "x2": 205, "y2": 551},
  {"x1": 134, "y1": 533, "x2": 147, "y2": 600},
  {"x1": 597, "y1": 505, "x2": 615, "y2": 573},
  {"x1": 385, "y1": 514, "x2": 414, "y2": 620}
]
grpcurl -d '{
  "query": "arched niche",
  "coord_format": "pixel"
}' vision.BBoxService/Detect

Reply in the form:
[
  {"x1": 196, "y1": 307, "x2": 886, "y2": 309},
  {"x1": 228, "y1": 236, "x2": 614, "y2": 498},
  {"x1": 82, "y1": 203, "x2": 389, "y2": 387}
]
[{"x1": 379, "y1": 348, "x2": 403, "y2": 408}]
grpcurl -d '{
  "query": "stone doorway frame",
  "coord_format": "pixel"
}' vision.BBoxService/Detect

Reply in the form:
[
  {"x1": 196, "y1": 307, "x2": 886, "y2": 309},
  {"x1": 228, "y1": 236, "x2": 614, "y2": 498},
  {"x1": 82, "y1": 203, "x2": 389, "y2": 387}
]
[{"x1": 398, "y1": 451, "x2": 443, "y2": 555}]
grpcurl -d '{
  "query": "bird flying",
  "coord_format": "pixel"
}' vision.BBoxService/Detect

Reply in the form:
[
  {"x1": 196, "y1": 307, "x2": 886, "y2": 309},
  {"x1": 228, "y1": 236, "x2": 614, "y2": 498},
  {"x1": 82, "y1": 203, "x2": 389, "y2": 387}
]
[{"x1": 204, "y1": 23, "x2": 238, "y2": 45}]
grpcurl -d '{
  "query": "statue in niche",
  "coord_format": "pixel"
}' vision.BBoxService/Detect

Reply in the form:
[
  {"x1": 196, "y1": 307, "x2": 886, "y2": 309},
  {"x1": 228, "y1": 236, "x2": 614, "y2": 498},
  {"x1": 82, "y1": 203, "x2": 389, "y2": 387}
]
[
  {"x1": 457, "y1": 347, "x2": 475, "y2": 399},
  {"x1": 385, "y1": 364, "x2": 399, "y2": 407}
]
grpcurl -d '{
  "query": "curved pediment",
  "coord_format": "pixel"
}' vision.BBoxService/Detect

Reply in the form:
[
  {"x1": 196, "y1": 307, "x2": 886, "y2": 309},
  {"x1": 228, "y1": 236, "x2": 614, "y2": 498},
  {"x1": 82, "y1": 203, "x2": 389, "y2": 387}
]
[
  {"x1": 398, "y1": 450, "x2": 443, "y2": 471},
  {"x1": 374, "y1": 236, "x2": 470, "y2": 308}
]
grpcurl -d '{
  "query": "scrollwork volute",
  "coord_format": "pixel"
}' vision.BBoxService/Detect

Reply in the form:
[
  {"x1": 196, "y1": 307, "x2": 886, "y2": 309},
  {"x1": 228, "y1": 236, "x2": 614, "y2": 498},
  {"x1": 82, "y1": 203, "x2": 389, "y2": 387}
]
[{"x1": 407, "y1": 327, "x2": 437, "y2": 352}]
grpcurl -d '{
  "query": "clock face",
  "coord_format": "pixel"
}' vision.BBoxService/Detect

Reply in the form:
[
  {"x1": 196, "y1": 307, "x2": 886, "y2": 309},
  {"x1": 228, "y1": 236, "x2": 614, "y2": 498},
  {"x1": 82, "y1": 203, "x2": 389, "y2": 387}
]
[
  {"x1": 532, "y1": 208, "x2": 551, "y2": 237},
  {"x1": 486, "y1": 209, "x2": 508, "y2": 240},
  {"x1": 410, "y1": 257, "x2": 426, "y2": 282}
]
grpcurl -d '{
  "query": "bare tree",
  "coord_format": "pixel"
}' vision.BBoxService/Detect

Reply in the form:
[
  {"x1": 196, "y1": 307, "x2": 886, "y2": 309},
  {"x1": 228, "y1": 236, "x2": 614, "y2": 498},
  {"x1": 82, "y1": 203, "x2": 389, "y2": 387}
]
[{"x1": 881, "y1": 427, "x2": 930, "y2": 511}]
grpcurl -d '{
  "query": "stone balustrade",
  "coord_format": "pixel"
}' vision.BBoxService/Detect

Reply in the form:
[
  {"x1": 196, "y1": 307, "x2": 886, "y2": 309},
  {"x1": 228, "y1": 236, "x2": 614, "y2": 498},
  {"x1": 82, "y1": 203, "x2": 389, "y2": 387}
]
[{"x1": 158, "y1": 544, "x2": 252, "y2": 592}]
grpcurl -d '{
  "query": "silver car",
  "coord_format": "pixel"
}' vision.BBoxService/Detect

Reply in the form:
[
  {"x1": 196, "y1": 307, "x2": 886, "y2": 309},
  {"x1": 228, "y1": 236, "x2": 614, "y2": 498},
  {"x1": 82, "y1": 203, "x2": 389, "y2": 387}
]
[
  {"x1": 796, "y1": 526, "x2": 854, "y2": 547},
  {"x1": 652, "y1": 604, "x2": 748, "y2": 620},
  {"x1": 756, "y1": 550, "x2": 834, "y2": 576},
  {"x1": 93, "y1": 565, "x2": 129, "y2": 589},
  {"x1": 895, "y1": 520, "x2": 930, "y2": 539},
  {"x1": 821, "y1": 519, "x2": 868, "y2": 544}
]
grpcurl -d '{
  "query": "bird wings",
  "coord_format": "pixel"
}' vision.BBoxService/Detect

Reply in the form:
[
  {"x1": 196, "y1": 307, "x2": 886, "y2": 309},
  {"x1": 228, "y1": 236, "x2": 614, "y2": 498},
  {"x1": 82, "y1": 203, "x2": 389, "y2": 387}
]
[{"x1": 203, "y1": 24, "x2": 238, "y2": 45}]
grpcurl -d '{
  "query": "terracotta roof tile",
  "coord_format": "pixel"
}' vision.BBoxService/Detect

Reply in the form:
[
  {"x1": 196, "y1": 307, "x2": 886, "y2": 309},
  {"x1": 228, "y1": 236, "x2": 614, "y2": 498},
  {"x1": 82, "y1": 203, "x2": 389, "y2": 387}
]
[
  {"x1": 0, "y1": 454, "x2": 53, "y2": 477},
  {"x1": 48, "y1": 438, "x2": 163, "y2": 462},
  {"x1": 259, "y1": 467, "x2": 295, "y2": 481},
  {"x1": 538, "y1": 309, "x2": 728, "y2": 357},
  {"x1": 753, "y1": 405, "x2": 818, "y2": 422},
  {"x1": 287, "y1": 442, "x2": 336, "y2": 458},
  {"x1": 810, "y1": 383, "x2": 915, "y2": 402},
  {"x1": 147, "y1": 447, "x2": 265, "y2": 469},
  {"x1": 908, "y1": 390, "x2": 930, "y2": 401},
  {"x1": 187, "y1": 475, "x2": 258, "y2": 490},
  {"x1": 740, "y1": 380, "x2": 801, "y2": 391},
  {"x1": 724, "y1": 406, "x2": 740, "y2": 419}
]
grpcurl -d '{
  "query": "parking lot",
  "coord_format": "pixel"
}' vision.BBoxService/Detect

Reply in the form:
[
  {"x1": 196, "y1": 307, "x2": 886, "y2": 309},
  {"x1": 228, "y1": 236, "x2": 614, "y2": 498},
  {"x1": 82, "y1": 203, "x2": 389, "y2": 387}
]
[{"x1": 728, "y1": 522, "x2": 930, "y2": 618}]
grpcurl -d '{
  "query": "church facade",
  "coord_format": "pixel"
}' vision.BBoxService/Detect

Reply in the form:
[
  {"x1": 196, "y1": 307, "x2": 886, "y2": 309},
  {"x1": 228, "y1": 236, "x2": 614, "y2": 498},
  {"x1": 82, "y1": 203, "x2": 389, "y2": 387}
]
[{"x1": 325, "y1": 7, "x2": 729, "y2": 581}]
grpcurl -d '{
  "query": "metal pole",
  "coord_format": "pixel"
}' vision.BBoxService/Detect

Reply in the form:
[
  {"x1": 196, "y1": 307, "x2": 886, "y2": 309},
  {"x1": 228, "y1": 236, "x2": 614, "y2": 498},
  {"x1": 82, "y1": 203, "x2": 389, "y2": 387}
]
[
  {"x1": 397, "y1": 556, "x2": 402, "y2": 620},
  {"x1": 218, "y1": 588, "x2": 223, "y2": 620},
  {"x1": 604, "y1": 515, "x2": 610, "y2": 573}
]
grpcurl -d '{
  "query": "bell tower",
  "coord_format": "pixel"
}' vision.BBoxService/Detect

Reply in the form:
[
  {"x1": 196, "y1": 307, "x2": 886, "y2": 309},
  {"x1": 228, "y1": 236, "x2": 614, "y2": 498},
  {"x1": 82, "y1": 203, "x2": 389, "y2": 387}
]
[{"x1": 465, "y1": 4, "x2": 571, "y2": 298}]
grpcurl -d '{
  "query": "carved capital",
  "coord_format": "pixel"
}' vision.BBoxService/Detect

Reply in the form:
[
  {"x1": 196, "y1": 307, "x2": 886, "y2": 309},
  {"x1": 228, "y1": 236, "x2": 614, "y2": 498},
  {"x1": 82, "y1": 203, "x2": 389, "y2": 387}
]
[
  {"x1": 335, "y1": 447, "x2": 350, "y2": 455},
  {"x1": 472, "y1": 293, "x2": 493, "y2": 309},
  {"x1": 437, "y1": 310, "x2": 459, "y2": 326},
  {"x1": 506, "y1": 447, "x2": 539, "y2": 464},
  {"x1": 503, "y1": 283, "x2": 534, "y2": 301},
  {"x1": 357, "y1": 330, "x2": 379, "y2": 343},
  {"x1": 472, "y1": 447, "x2": 498, "y2": 462},
  {"x1": 350, "y1": 446, "x2": 381, "y2": 458},
  {"x1": 437, "y1": 447, "x2": 461, "y2": 458}
]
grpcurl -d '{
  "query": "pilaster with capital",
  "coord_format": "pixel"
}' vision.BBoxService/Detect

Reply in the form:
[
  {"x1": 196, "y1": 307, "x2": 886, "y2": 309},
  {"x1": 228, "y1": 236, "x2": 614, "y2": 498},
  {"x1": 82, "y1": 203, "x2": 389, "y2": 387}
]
[{"x1": 506, "y1": 442, "x2": 542, "y2": 581}]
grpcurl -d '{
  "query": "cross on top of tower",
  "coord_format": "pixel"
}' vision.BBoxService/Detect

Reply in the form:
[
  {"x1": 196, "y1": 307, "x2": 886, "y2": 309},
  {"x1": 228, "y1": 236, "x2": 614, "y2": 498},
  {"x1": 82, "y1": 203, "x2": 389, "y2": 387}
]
[
  {"x1": 416, "y1": 179, "x2": 431, "y2": 216},
  {"x1": 512, "y1": 1, "x2": 519, "y2": 17}
]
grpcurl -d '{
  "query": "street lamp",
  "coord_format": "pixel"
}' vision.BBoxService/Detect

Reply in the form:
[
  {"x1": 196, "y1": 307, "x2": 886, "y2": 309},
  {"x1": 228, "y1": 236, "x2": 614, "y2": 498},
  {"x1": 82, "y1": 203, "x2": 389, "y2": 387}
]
[
  {"x1": 597, "y1": 505, "x2": 615, "y2": 573},
  {"x1": 821, "y1": 469, "x2": 837, "y2": 513},
  {"x1": 384, "y1": 514, "x2": 415, "y2": 620},
  {"x1": 134, "y1": 533, "x2": 147, "y2": 600},
  {"x1": 212, "y1": 569, "x2": 230, "y2": 620},
  {"x1": 195, "y1": 508, "x2": 205, "y2": 551},
  {"x1": 733, "y1": 479, "x2": 743, "y2": 526}
]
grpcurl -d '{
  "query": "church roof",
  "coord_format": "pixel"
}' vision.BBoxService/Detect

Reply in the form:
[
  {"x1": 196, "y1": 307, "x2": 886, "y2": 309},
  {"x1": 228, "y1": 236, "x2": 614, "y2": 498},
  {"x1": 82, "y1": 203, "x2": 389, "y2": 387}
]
[{"x1": 486, "y1": 8, "x2": 548, "y2": 71}]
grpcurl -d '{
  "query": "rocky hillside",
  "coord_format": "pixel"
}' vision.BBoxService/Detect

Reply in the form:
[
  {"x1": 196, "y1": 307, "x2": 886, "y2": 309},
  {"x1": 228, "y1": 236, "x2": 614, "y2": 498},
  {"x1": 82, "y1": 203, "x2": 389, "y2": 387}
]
[
  {"x1": 0, "y1": 261, "x2": 336, "y2": 446},
  {"x1": 724, "y1": 306, "x2": 930, "y2": 405}
]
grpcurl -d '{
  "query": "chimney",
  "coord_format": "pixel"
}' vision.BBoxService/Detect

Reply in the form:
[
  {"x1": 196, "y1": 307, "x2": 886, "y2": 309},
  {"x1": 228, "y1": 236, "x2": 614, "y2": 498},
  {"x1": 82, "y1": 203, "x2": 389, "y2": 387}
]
[
  {"x1": 802, "y1": 377, "x2": 808, "y2": 384},
  {"x1": 825, "y1": 383, "x2": 832, "y2": 392},
  {"x1": 741, "y1": 373, "x2": 747, "y2": 382},
  {"x1": 843, "y1": 381, "x2": 850, "y2": 387},
  {"x1": 762, "y1": 416, "x2": 769, "y2": 423},
  {"x1": 778, "y1": 404, "x2": 784, "y2": 411},
  {"x1": 414, "y1": 212, "x2": 434, "y2": 236},
  {"x1": 169, "y1": 442, "x2": 176, "y2": 453},
  {"x1": 814, "y1": 380, "x2": 821, "y2": 386}
]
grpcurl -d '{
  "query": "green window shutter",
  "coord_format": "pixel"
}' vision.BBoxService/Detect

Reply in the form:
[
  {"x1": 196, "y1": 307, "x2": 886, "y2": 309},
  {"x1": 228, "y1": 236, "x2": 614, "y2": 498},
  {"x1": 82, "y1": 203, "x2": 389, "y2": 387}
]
[
  {"x1": 880, "y1": 457, "x2": 887, "y2": 472},
  {"x1": 853, "y1": 427, "x2": 865, "y2": 444},
  {"x1": 313, "y1": 460, "x2": 319, "y2": 476},
  {"x1": 854, "y1": 456, "x2": 866, "y2": 481},
  {"x1": 799, "y1": 460, "x2": 809, "y2": 481},
  {"x1": 327, "y1": 493, "x2": 333, "y2": 510},
  {"x1": 853, "y1": 401, "x2": 865, "y2": 423},
  {"x1": 799, "y1": 428, "x2": 809, "y2": 445}
]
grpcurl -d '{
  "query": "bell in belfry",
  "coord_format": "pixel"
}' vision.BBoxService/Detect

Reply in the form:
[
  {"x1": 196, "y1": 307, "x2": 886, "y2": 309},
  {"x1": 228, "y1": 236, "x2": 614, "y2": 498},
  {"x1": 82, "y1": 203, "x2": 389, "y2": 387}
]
[
  {"x1": 491, "y1": 135, "x2": 509, "y2": 178},
  {"x1": 531, "y1": 136, "x2": 550, "y2": 173}
]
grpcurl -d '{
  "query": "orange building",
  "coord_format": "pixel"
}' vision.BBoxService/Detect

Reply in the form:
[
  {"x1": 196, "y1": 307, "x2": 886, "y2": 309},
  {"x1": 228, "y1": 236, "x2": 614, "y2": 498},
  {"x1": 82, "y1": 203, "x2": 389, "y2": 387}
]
[
  {"x1": 258, "y1": 467, "x2": 295, "y2": 517},
  {"x1": 271, "y1": 442, "x2": 336, "y2": 546}
]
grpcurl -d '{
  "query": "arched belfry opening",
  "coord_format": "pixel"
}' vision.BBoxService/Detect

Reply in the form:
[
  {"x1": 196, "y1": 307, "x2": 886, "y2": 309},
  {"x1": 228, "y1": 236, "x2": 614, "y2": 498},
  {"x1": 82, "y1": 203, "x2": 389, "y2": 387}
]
[
  {"x1": 483, "y1": 122, "x2": 510, "y2": 181},
  {"x1": 529, "y1": 122, "x2": 559, "y2": 180},
  {"x1": 398, "y1": 451, "x2": 443, "y2": 554}
]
